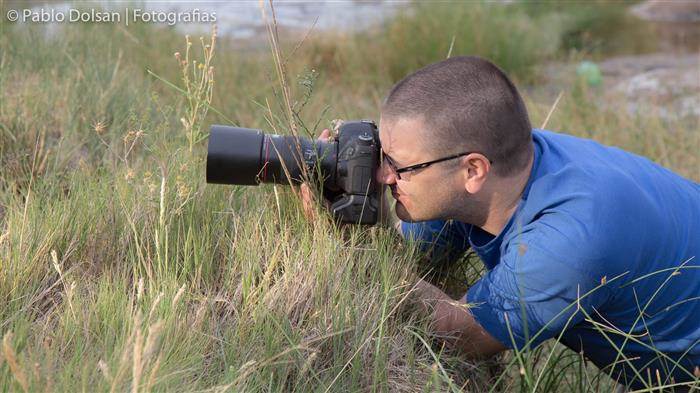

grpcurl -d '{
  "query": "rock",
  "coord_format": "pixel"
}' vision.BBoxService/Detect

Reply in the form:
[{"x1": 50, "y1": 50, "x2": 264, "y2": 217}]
[
  {"x1": 603, "y1": 53, "x2": 700, "y2": 119},
  {"x1": 539, "y1": 52, "x2": 700, "y2": 121},
  {"x1": 631, "y1": 0, "x2": 700, "y2": 23}
]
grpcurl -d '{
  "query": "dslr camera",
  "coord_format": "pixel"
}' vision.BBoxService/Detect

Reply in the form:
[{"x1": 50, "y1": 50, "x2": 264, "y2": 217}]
[{"x1": 206, "y1": 120, "x2": 380, "y2": 224}]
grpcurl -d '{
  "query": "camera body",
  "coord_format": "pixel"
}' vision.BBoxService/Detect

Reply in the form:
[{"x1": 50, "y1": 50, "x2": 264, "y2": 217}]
[
  {"x1": 206, "y1": 120, "x2": 380, "y2": 225},
  {"x1": 328, "y1": 120, "x2": 380, "y2": 224}
]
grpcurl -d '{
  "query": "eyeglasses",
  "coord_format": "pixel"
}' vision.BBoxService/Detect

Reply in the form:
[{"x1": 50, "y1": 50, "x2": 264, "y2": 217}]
[{"x1": 382, "y1": 150, "x2": 492, "y2": 180}]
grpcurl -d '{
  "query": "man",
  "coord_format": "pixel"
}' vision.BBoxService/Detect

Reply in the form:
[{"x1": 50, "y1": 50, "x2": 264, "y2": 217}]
[{"x1": 303, "y1": 56, "x2": 700, "y2": 390}]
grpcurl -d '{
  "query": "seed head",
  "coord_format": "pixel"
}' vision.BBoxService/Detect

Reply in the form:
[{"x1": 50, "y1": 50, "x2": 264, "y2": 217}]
[{"x1": 92, "y1": 120, "x2": 107, "y2": 134}]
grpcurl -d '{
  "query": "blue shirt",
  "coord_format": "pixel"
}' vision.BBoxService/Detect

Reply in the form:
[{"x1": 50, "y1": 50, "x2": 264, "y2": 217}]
[{"x1": 401, "y1": 129, "x2": 700, "y2": 388}]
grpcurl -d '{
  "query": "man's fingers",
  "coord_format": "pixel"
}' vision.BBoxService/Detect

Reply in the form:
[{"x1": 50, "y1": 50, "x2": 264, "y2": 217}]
[
  {"x1": 300, "y1": 183, "x2": 316, "y2": 221},
  {"x1": 300, "y1": 183, "x2": 314, "y2": 205},
  {"x1": 319, "y1": 128, "x2": 331, "y2": 141},
  {"x1": 301, "y1": 128, "x2": 334, "y2": 220}
]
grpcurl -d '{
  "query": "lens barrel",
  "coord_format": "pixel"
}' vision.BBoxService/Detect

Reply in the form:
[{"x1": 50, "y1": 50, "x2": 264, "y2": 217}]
[{"x1": 206, "y1": 125, "x2": 337, "y2": 186}]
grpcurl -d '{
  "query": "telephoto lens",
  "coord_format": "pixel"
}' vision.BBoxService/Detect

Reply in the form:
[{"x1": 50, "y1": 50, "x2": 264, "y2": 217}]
[
  {"x1": 206, "y1": 126, "x2": 337, "y2": 186},
  {"x1": 206, "y1": 120, "x2": 380, "y2": 225}
]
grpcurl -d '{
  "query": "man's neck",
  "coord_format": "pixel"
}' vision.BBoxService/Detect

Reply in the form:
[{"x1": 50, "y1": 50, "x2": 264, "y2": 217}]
[{"x1": 477, "y1": 154, "x2": 534, "y2": 236}]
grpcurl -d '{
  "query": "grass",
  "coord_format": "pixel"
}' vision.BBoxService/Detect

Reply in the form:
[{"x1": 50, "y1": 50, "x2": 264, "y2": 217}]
[{"x1": 1, "y1": 1, "x2": 698, "y2": 391}]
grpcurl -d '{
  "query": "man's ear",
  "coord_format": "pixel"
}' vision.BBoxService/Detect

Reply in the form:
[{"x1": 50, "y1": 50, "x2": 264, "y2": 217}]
[{"x1": 462, "y1": 154, "x2": 490, "y2": 194}]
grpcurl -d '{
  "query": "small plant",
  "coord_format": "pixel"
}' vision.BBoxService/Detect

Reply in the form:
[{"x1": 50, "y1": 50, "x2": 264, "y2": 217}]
[{"x1": 173, "y1": 26, "x2": 217, "y2": 153}]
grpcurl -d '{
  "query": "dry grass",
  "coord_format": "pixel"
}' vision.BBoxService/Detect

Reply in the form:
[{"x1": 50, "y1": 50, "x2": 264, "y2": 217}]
[{"x1": 0, "y1": 1, "x2": 697, "y2": 391}]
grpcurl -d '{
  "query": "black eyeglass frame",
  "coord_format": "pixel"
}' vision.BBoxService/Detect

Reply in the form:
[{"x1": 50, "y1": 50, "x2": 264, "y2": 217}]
[{"x1": 382, "y1": 151, "x2": 493, "y2": 180}]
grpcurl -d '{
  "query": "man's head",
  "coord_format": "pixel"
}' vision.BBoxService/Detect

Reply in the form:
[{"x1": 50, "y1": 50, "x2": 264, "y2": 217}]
[{"x1": 377, "y1": 56, "x2": 534, "y2": 223}]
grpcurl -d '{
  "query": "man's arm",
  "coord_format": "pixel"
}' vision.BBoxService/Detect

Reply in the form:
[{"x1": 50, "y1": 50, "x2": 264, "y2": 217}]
[
  {"x1": 412, "y1": 279, "x2": 506, "y2": 359},
  {"x1": 384, "y1": 194, "x2": 501, "y2": 355}
]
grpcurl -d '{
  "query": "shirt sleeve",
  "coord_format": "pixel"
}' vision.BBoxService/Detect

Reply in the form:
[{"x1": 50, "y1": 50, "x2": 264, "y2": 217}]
[
  {"x1": 400, "y1": 220, "x2": 471, "y2": 266},
  {"x1": 465, "y1": 230, "x2": 613, "y2": 350}
]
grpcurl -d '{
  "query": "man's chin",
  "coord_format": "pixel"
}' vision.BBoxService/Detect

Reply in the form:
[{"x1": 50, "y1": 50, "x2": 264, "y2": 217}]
[{"x1": 395, "y1": 202, "x2": 417, "y2": 222}]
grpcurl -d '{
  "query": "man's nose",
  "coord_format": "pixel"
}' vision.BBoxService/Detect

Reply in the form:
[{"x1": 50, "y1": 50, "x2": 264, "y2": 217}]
[{"x1": 375, "y1": 161, "x2": 397, "y2": 185}]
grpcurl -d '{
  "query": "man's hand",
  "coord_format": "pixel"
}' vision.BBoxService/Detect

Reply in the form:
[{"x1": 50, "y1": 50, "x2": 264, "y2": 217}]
[
  {"x1": 300, "y1": 128, "x2": 332, "y2": 222},
  {"x1": 410, "y1": 278, "x2": 506, "y2": 359}
]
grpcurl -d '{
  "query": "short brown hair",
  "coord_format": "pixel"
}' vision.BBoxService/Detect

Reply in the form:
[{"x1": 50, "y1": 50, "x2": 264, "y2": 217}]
[{"x1": 381, "y1": 56, "x2": 533, "y2": 177}]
